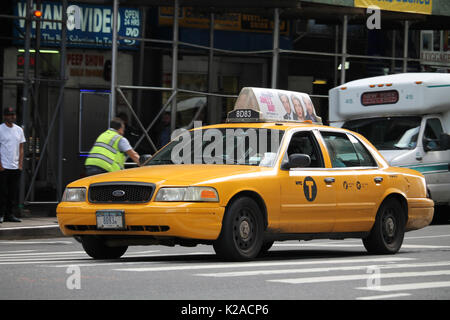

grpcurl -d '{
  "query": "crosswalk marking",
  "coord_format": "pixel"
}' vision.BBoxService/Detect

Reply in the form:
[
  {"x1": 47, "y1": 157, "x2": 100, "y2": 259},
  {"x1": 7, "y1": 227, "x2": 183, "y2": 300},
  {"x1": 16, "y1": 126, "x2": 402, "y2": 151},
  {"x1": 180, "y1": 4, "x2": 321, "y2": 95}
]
[
  {"x1": 268, "y1": 270, "x2": 450, "y2": 284},
  {"x1": 356, "y1": 293, "x2": 411, "y2": 300},
  {"x1": 195, "y1": 261, "x2": 450, "y2": 277},
  {"x1": 0, "y1": 251, "x2": 86, "y2": 258},
  {"x1": 274, "y1": 243, "x2": 450, "y2": 249},
  {"x1": 356, "y1": 281, "x2": 450, "y2": 292},
  {"x1": 114, "y1": 257, "x2": 413, "y2": 272}
]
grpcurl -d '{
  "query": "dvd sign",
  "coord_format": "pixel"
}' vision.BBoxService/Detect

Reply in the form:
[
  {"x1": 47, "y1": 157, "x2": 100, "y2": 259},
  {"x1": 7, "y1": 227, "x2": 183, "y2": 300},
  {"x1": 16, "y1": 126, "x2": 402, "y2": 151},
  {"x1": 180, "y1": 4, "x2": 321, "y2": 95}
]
[{"x1": 14, "y1": 1, "x2": 141, "y2": 50}]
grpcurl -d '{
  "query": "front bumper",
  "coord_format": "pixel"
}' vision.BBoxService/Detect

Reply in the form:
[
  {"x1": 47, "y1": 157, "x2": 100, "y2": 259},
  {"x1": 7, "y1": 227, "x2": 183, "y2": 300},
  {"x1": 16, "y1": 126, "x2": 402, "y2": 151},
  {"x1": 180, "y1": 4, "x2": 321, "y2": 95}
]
[{"x1": 57, "y1": 202, "x2": 225, "y2": 241}]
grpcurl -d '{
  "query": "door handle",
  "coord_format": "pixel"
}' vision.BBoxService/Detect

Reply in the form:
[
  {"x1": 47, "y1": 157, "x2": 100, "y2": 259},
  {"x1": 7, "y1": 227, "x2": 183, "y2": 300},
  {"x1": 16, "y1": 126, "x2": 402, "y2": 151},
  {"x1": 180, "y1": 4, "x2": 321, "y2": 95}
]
[
  {"x1": 374, "y1": 177, "x2": 383, "y2": 184},
  {"x1": 324, "y1": 177, "x2": 335, "y2": 184}
]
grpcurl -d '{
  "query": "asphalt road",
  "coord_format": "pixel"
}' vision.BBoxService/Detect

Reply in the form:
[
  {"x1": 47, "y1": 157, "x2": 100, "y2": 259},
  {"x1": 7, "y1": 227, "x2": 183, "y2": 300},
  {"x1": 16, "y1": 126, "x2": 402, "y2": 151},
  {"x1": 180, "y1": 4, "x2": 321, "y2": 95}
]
[{"x1": 1, "y1": 224, "x2": 450, "y2": 304}]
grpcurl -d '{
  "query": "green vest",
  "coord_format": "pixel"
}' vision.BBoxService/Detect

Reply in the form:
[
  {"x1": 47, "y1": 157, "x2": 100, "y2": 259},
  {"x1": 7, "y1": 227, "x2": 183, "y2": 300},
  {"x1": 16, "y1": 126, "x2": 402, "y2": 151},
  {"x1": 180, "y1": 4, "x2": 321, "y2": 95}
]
[{"x1": 85, "y1": 129, "x2": 126, "y2": 172}]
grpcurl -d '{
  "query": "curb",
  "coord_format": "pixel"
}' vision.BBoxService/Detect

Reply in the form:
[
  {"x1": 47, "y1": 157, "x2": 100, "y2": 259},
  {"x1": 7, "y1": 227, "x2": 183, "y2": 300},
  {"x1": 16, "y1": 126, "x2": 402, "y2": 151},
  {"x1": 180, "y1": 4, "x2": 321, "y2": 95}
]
[{"x1": 0, "y1": 225, "x2": 64, "y2": 240}]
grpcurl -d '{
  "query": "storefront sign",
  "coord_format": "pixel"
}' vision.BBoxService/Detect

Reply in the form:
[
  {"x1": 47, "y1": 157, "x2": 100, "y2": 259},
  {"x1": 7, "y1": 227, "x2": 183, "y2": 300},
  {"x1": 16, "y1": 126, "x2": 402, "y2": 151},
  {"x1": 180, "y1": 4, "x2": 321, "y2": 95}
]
[
  {"x1": 355, "y1": 0, "x2": 433, "y2": 15},
  {"x1": 421, "y1": 51, "x2": 450, "y2": 65},
  {"x1": 14, "y1": 1, "x2": 141, "y2": 49},
  {"x1": 159, "y1": 7, "x2": 289, "y2": 35}
]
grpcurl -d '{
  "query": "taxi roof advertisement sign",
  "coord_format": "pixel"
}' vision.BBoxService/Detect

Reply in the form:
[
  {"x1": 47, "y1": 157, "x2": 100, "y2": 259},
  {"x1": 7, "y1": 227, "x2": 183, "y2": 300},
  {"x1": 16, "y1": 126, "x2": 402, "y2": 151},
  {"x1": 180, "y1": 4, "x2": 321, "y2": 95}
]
[
  {"x1": 354, "y1": 0, "x2": 433, "y2": 15},
  {"x1": 13, "y1": 1, "x2": 141, "y2": 49},
  {"x1": 233, "y1": 87, "x2": 322, "y2": 124}
]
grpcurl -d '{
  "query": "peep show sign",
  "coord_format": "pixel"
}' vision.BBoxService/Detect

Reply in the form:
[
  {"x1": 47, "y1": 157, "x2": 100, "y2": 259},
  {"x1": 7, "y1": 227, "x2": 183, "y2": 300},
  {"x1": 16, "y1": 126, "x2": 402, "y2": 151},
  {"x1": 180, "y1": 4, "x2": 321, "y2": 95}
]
[{"x1": 14, "y1": 1, "x2": 141, "y2": 50}]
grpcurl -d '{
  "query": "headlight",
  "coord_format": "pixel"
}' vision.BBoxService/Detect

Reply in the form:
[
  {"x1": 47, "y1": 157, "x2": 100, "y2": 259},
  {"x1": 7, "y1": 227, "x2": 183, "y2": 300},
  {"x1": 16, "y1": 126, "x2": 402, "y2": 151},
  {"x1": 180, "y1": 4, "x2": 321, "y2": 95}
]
[
  {"x1": 61, "y1": 187, "x2": 86, "y2": 202},
  {"x1": 155, "y1": 187, "x2": 219, "y2": 202}
]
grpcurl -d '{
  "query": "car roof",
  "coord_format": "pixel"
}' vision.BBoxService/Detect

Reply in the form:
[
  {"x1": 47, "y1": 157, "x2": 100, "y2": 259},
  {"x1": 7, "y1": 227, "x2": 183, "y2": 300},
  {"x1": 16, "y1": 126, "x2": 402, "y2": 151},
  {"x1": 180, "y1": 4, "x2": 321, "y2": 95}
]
[{"x1": 197, "y1": 122, "x2": 347, "y2": 132}]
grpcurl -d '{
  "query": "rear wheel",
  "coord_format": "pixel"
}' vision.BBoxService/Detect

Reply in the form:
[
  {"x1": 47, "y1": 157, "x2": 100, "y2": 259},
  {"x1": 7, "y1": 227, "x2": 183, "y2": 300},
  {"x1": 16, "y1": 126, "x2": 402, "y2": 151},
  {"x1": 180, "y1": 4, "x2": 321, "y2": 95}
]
[
  {"x1": 213, "y1": 197, "x2": 264, "y2": 261},
  {"x1": 81, "y1": 236, "x2": 128, "y2": 259},
  {"x1": 363, "y1": 198, "x2": 405, "y2": 254}
]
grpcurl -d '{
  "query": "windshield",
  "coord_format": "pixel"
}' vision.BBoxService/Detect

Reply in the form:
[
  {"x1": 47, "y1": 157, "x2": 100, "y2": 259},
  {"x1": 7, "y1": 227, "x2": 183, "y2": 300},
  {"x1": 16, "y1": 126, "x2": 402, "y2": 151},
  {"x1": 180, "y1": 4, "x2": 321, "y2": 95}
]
[
  {"x1": 146, "y1": 128, "x2": 284, "y2": 167},
  {"x1": 343, "y1": 117, "x2": 421, "y2": 150}
]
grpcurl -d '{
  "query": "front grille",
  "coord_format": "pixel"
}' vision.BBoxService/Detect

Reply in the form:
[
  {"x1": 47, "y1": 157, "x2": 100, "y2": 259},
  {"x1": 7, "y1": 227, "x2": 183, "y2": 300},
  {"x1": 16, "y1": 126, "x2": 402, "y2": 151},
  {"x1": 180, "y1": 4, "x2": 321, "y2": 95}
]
[{"x1": 88, "y1": 182, "x2": 155, "y2": 203}]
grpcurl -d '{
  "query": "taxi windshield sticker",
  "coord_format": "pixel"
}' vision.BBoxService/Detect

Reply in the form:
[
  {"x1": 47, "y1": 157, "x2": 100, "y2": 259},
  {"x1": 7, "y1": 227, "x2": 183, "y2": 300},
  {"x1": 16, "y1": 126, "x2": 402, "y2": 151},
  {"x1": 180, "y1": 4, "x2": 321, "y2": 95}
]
[{"x1": 231, "y1": 87, "x2": 322, "y2": 124}]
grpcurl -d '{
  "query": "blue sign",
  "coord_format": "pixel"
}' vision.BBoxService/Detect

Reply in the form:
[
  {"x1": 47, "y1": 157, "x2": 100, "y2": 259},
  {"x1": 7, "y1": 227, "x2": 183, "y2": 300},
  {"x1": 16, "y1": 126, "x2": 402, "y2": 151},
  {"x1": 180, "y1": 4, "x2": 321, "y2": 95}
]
[{"x1": 14, "y1": 1, "x2": 141, "y2": 49}]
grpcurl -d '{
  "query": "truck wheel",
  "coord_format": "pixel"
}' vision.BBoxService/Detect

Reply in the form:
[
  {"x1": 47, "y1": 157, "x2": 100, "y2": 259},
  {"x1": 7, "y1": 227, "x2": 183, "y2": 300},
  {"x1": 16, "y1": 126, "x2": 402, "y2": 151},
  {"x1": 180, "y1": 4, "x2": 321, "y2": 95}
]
[
  {"x1": 81, "y1": 236, "x2": 128, "y2": 259},
  {"x1": 363, "y1": 198, "x2": 405, "y2": 254},
  {"x1": 213, "y1": 197, "x2": 264, "y2": 261}
]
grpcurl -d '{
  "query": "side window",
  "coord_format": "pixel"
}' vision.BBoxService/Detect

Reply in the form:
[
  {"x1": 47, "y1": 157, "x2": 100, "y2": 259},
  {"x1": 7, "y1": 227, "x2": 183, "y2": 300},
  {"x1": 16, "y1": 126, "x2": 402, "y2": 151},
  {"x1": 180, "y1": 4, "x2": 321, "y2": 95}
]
[
  {"x1": 285, "y1": 131, "x2": 324, "y2": 168},
  {"x1": 347, "y1": 134, "x2": 378, "y2": 167},
  {"x1": 424, "y1": 118, "x2": 444, "y2": 151},
  {"x1": 321, "y1": 131, "x2": 377, "y2": 168}
]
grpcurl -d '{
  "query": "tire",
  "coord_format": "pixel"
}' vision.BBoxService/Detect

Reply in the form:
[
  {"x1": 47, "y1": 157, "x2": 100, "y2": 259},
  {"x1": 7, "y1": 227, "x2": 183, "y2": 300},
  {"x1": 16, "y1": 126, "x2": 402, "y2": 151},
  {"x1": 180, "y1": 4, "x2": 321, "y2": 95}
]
[
  {"x1": 363, "y1": 198, "x2": 406, "y2": 254},
  {"x1": 81, "y1": 236, "x2": 128, "y2": 259},
  {"x1": 258, "y1": 240, "x2": 274, "y2": 256},
  {"x1": 213, "y1": 197, "x2": 264, "y2": 261}
]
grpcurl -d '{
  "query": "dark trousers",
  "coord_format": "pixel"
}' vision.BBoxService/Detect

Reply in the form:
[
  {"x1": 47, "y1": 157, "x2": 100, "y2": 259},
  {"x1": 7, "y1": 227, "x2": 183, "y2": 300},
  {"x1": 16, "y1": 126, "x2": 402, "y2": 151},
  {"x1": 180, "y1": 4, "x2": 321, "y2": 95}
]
[
  {"x1": 0, "y1": 169, "x2": 21, "y2": 218},
  {"x1": 85, "y1": 165, "x2": 108, "y2": 177}
]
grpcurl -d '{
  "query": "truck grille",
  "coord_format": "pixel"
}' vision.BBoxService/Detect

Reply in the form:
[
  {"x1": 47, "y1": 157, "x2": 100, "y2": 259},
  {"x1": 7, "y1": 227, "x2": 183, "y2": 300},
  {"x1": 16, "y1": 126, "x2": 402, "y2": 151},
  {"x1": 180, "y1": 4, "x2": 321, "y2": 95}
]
[{"x1": 88, "y1": 182, "x2": 155, "y2": 203}]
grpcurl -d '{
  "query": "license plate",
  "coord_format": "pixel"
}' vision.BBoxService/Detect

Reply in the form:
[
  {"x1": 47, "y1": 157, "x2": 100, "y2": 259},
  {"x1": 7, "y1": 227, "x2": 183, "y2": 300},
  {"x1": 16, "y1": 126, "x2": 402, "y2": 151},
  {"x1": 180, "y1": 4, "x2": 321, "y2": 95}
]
[{"x1": 96, "y1": 210, "x2": 125, "y2": 230}]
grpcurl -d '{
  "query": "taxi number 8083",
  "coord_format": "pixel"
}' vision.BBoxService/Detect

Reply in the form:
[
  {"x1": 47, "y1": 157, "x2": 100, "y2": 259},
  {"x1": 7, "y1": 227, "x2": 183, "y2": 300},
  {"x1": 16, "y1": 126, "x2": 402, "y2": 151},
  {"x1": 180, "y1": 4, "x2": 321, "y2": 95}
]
[{"x1": 235, "y1": 110, "x2": 253, "y2": 118}]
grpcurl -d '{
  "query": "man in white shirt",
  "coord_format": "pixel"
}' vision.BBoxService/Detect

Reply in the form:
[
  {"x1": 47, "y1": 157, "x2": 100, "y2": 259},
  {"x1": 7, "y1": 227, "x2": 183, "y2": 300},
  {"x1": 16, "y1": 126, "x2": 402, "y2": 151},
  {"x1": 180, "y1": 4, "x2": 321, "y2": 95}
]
[{"x1": 0, "y1": 107, "x2": 25, "y2": 223}]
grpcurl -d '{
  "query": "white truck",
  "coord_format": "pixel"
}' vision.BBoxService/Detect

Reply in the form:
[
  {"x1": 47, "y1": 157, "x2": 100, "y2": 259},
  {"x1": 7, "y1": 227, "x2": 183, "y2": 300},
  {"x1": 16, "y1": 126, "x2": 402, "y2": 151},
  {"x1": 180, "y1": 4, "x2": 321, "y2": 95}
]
[{"x1": 329, "y1": 73, "x2": 450, "y2": 220}]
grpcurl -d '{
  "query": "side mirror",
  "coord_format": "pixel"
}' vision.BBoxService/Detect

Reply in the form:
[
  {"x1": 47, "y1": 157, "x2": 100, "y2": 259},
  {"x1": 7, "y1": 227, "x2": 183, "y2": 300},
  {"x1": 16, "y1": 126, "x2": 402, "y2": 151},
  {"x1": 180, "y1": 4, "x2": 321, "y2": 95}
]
[
  {"x1": 281, "y1": 153, "x2": 311, "y2": 170},
  {"x1": 440, "y1": 133, "x2": 450, "y2": 150},
  {"x1": 139, "y1": 154, "x2": 152, "y2": 166}
]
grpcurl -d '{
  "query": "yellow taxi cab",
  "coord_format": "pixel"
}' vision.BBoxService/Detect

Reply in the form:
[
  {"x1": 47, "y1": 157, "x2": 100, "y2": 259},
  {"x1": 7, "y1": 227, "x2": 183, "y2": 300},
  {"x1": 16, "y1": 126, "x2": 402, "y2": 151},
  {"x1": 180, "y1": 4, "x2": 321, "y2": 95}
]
[{"x1": 57, "y1": 87, "x2": 434, "y2": 261}]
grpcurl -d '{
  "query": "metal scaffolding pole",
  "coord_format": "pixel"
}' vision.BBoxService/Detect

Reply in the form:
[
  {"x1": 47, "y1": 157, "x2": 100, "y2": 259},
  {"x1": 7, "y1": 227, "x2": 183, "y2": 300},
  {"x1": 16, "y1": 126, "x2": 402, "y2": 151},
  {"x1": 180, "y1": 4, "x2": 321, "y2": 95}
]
[
  {"x1": 19, "y1": 0, "x2": 33, "y2": 213},
  {"x1": 334, "y1": 25, "x2": 339, "y2": 87},
  {"x1": 110, "y1": 0, "x2": 119, "y2": 118},
  {"x1": 170, "y1": 0, "x2": 180, "y2": 133},
  {"x1": 57, "y1": 0, "x2": 68, "y2": 200},
  {"x1": 340, "y1": 15, "x2": 348, "y2": 85},
  {"x1": 391, "y1": 30, "x2": 396, "y2": 73},
  {"x1": 207, "y1": 12, "x2": 215, "y2": 124},
  {"x1": 403, "y1": 21, "x2": 409, "y2": 73},
  {"x1": 136, "y1": 7, "x2": 147, "y2": 120},
  {"x1": 271, "y1": 8, "x2": 280, "y2": 89}
]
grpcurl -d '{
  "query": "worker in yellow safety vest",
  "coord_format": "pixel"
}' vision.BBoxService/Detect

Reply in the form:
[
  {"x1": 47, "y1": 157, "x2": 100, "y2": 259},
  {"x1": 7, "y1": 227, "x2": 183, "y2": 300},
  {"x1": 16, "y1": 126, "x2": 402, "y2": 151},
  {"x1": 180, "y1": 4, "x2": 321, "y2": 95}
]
[{"x1": 85, "y1": 117, "x2": 141, "y2": 176}]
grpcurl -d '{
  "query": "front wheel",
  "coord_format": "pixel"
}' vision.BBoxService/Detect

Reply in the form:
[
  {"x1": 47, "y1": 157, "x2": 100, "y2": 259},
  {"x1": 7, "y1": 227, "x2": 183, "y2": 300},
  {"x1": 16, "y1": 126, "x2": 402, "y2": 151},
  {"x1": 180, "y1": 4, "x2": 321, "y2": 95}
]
[
  {"x1": 213, "y1": 197, "x2": 264, "y2": 261},
  {"x1": 81, "y1": 236, "x2": 128, "y2": 259},
  {"x1": 363, "y1": 198, "x2": 405, "y2": 254}
]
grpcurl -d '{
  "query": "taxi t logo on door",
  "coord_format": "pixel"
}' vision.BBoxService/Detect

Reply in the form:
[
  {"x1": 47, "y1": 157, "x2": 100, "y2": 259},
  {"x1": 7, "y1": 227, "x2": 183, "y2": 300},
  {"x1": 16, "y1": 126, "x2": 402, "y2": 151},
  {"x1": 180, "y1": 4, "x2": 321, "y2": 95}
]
[{"x1": 303, "y1": 176, "x2": 317, "y2": 202}]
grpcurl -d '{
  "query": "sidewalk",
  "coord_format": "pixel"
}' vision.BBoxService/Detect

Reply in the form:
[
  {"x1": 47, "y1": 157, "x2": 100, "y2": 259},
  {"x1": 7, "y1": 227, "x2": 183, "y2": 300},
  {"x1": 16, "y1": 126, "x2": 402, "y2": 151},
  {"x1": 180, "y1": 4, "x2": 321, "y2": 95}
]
[{"x1": 0, "y1": 216, "x2": 64, "y2": 240}]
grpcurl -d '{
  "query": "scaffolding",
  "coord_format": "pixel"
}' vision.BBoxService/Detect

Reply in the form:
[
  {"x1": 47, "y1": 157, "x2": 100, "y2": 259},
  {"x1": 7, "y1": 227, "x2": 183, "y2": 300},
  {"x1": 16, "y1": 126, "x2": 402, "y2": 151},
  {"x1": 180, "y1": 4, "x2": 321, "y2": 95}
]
[{"x1": 109, "y1": 0, "x2": 420, "y2": 144}]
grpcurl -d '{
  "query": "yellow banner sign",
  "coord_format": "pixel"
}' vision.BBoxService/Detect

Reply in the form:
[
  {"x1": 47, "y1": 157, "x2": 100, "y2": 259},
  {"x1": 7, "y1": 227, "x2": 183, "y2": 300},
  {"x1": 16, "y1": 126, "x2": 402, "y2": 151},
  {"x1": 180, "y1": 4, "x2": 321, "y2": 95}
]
[
  {"x1": 355, "y1": 0, "x2": 433, "y2": 15},
  {"x1": 159, "y1": 7, "x2": 289, "y2": 35}
]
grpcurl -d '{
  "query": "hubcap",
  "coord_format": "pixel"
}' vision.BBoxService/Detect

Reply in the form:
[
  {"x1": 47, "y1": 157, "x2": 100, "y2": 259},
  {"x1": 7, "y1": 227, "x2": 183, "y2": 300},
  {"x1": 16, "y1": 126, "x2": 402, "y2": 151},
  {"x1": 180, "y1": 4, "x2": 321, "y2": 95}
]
[
  {"x1": 382, "y1": 209, "x2": 397, "y2": 244},
  {"x1": 385, "y1": 217, "x2": 395, "y2": 238},
  {"x1": 239, "y1": 220, "x2": 250, "y2": 239},
  {"x1": 233, "y1": 208, "x2": 256, "y2": 251}
]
